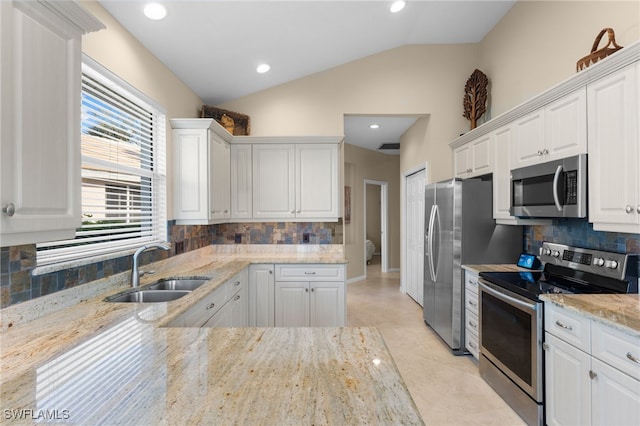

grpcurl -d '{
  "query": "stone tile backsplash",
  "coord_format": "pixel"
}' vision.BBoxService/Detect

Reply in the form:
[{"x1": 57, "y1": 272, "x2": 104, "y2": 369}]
[
  {"x1": 1, "y1": 220, "x2": 343, "y2": 308},
  {"x1": 524, "y1": 219, "x2": 640, "y2": 255}
]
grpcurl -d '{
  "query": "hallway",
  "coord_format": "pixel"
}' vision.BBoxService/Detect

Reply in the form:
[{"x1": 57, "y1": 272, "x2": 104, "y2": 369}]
[{"x1": 347, "y1": 260, "x2": 525, "y2": 425}]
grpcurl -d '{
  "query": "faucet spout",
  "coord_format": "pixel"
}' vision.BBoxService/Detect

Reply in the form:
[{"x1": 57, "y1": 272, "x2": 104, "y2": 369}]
[{"x1": 131, "y1": 243, "x2": 171, "y2": 287}]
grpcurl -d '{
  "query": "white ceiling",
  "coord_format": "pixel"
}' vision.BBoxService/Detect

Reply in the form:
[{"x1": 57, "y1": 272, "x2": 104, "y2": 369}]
[{"x1": 98, "y1": 0, "x2": 516, "y2": 154}]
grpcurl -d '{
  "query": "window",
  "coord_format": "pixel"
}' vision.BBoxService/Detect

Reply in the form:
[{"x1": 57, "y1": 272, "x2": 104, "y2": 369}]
[{"x1": 37, "y1": 56, "x2": 167, "y2": 266}]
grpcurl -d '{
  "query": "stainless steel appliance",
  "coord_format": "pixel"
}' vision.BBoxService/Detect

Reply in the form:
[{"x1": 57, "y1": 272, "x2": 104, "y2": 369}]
[
  {"x1": 478, "y1": 242, "x2": 639, "y2": 426},
  {"x1": 423, "y1": 176, "x2": 522, "y2": 354},
  {"x1": 511, "y1": 153, "x2": 587, "y2": 218}
]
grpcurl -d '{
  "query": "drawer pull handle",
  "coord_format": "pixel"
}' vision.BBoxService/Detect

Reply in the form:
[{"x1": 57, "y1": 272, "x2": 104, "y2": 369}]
[
  {"x1": 468, "y1": 321, "x2": 477, "y2": 328},
  {"x1": 234, "y1": 295, "x2": 241, "y2": 301},
  {"x1": 627, "y1": 352, "x2": 640, "y2": 364},
  {"x1": 468, "y1": 341, "x2": 476, "y2": 349},
  {"x1": 468, "y1": 300, "x2": 477, "y2": 307},
  {"x1": 555, "y1": 320, "x2": 573, "y2": 330},
  {"x1": 234, "y1": 281, "x2": 241, "y2": 286},
  {"x1": 206, "y1": 302, "x2": 215, "y2": 310},
  {"x1": 304, "y1": 272, "x2": 316, "y2": 275}
]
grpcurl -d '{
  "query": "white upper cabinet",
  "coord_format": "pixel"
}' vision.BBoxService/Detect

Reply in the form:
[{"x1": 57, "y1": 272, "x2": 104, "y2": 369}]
[
  {"x1": 0, "y1": 1, "x2": 103, "y2": 247},
  {"x1": 511, "y1": 89, "x2": 587, "y2": 169},
  {"x1": 492, "y1": 125, "x2": 515, "y2": 220},
  {"x1": 587, "y1": 63, "x2": 640, "y2": 233},
  {"x1": 230, "y1": 144, "x2": 253, "y2": 219},
  {"x1": 251, "y1": 139, "x2": 340, "y2": 221},
  {"x1": 453, "y1": 133, "x2": 492, "y2": 179},
  {"x1": 171, "y1": 118, "x2": 233, "y2": 225}
]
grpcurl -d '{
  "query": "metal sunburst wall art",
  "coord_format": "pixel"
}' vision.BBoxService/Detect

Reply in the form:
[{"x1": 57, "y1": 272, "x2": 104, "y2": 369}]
[{"x1": 463, "y1": 69, "x2": 489, "y2": 130}]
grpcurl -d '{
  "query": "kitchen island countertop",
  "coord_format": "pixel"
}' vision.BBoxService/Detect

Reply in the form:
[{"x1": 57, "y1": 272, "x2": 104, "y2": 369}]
[{"x1": 0, "y1": 246, "x2": 423, "y2": 425}]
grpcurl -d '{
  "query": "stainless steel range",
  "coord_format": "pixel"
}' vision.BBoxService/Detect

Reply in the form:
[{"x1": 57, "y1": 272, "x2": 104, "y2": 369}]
[{"x1": 478, "y1": 242, "x2": 639, "y2": 426}]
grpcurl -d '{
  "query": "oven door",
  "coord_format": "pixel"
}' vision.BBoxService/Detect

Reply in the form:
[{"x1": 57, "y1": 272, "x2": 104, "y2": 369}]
[{"x1": 479, "y1": 279, "x2": 544, "y2": 402}]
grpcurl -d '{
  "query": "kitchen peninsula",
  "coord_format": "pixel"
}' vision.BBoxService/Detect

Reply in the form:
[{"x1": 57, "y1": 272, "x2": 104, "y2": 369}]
[{"x1": 0, "y1": 246, "x2": 423, "y2": 425}]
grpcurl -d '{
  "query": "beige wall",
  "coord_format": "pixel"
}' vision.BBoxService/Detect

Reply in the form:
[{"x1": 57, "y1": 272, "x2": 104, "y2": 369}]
[
  {"x1": 80, "y1": 1, "x2": 204, "y2": 219},
  {"x1": 344, "y1": 144, "x2": 400, "y2": 279},
  {"x1": 220, "y1": 44, "x2": 479, "y2": 183},
  {"x1": 478, "y1": 1, "x2": 639, "y2": 118}
]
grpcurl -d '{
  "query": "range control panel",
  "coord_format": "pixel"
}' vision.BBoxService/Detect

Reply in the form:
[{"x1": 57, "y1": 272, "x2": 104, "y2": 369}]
[{"x1": 539, "y1": 242, "x2": 639, "y2": 282}]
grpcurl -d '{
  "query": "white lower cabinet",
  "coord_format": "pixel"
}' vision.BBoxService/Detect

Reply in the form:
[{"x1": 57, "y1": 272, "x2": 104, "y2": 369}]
[
  {"x1": 463, "y1": 269, "x2": 480, "y2": 359},
  {"x1": 248, "y1": 264, "x2": 275, "y2": 327},
  {"x1": 169, "y1": 269, "x2": 248, "y2": 327},
  {"x1": 544, "y1": 303, "x2": 640, "y2": 426},
  {"x1": 274, "y1": 264, "x2": 345, "y2": 327}
]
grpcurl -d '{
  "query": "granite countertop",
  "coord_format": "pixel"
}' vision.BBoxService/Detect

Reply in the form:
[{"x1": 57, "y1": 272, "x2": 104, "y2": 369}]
[
  {"x1": 462, "y1": 264, "x2": 535, "y2": 274},
  {"x1": 541, "y1": 293, "x2": 640, "y2": 338},
  {"x1": 0, "y1": 246, "x2": 423, "y2": 425}
]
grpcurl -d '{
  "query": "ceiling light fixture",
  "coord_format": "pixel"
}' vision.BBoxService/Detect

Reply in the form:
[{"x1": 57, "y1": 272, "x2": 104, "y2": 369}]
[
  {"x1": 390, "y1": 1, "x2": 406, "y2": 13},
  {"x1": 256, "y1": 64, "x2": 271, "y2": 74},
  {"x1": 369, "y1": 124, "x2": 380, "y2": 129},
  {"x1": 144, "y1": 3, "x2": 167, "y2": 20}
]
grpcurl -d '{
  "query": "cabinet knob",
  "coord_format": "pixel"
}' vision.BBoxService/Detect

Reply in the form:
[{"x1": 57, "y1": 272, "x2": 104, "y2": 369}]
[
  {"x1": 542, "y1": 342, "x2": 549, "y2": 350},
  {"x1": 637, "y1": 206, "x2": 640, "y2": 214},
  {"x1": 537, "y1": 150, "x2": 543, "y2": 156},
  {"x1": 311, "y1": 287, "x2": 315, "y2": 292},
  {"x1": 290, "y1": 210, "x2": 295, "y2": 214},
  {"x1": 468, "y1": 321, "x2": 477, "y2": 328},
  {"x1": 2, "y1": 203, "x2": 15, "y2": 217},
  {"x1": 589, "y1": 370, "x2": 597, "y2": 380},
  {"x1": 206, "y1": 302, "x2": 215, "y2": 310},
  {"x1": 234, "y1": 294, "x2": 241, "y2": 301},
  {"x1": 627, "y1": 352, "x2": 640, "y2": 364},
  {"x1": 297, "y1": 209, "x2": 301, "y2": 213},
  {"x1": 305, "y1": 288, "x2": 309, "y2": 292},
  {"x1": 542, "y1": 148, "x2": 549, "y2": 155},
  {"x1": 625, "y1": 205, "x2": 633, "y2": 214}
]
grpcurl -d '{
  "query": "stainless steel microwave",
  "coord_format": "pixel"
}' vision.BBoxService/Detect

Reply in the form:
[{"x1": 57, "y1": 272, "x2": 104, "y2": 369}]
[{"x1": 510, "y1": 154, "x2": 587, "y2": 218}]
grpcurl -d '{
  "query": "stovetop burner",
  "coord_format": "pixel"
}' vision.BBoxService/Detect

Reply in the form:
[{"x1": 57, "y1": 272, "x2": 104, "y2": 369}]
[{"x1": 479, "y1": 242, "x2": 639, "y2": 301}]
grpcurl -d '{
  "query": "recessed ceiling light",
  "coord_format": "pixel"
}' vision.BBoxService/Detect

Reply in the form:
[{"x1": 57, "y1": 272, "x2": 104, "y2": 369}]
[
  {"x1": 256, "y1": 64, "x2": 271, "y2": 74},
  {"x1": 144, "y1": 3, "x2": 167, "y2": 20},
  {"x1": 390, "y1": 1, "x2": 406, "y2": 13},
  {"x1": 369, "y1": 124, "x2": 380, "y2": 129}
]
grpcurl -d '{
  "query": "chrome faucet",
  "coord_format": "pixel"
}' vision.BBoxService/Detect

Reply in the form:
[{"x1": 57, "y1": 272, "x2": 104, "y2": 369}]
[{"x1": 131, "y1": 243, "x2": 171, "y2": 287}]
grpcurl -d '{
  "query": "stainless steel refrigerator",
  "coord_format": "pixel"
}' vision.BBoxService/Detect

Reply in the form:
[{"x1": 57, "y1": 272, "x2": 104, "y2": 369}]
[{"x1": 423, "y1": 176, "x2": 522, "y2": 354}]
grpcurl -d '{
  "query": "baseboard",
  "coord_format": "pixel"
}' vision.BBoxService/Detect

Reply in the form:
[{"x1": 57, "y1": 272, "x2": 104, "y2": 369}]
[{"x1": 346, "y1": 275, "x2": 365, "y2": 285}]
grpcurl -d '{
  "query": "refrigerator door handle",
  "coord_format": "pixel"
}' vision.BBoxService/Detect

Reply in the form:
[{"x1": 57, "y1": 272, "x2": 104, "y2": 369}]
[
  {"x1": 432, "y1": 205, "x2": 440, "y2": 281},
  {"x1": 427, "y1": 205, "x2": 437, "y2": 282}
]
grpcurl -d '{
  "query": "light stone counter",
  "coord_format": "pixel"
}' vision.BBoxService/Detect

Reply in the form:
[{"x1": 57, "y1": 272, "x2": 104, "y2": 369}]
[
  {"x1": 462, "y1": 264, "x2": 537, "y2": 274},
  {"x1": 0, "y1": 245, "x2": 423, "y2": 425},
  {"x1": 541, "y1": 293, "x2": 640, "y2": 338}
]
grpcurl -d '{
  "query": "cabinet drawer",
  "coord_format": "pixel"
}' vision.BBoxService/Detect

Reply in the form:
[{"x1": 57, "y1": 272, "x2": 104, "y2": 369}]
[
  {"x1": 170, "y1": 285, "x2": 228, "y2": 327},
  {"x1": 592, "y1": 322, "x2": 640, "y2": 380},
  {"x1": 465, "y1": 308, "x2": 479, "y2": 333},
  {"x1": 275, "y1": 264, "x2": 344, "y2": 281},
  {"x1": 465, "y1": 271, "x2": 479, "y2": 293},
  {"x1": 465, "y1": 289, "x2": 479, "y2": 315},
  {"x1": 227, "y1": 269, "x2": 248, "y2": 296},
  {"x1": 544, "y1": 303, "x2": 590, "y2": 352},
  {"x1": 466, "y1": 327, "x2": 480, "y2": 359}
]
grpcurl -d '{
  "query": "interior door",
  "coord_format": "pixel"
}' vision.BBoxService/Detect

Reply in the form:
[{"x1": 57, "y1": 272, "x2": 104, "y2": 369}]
[{"x1": 406, "y1": 170, "x2": 425, "y2": 305}]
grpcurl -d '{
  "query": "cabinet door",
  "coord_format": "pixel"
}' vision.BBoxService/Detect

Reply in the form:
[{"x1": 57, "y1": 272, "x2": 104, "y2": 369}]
[
  {"x1": 544, "y1": 333, "x2": 592, "y2": 426},
  {"x1": 511, "y1": 109, "x2": 546, "y2": 169},
  {"x1": 492, "y1": 125, "x2": 513, "y2": 220},
  {"x1": 470, "y1": 134, "x2": 492, "y2": 176},
  {"x1": 0, "y1": 2, "x2": 86, "y2": 245},
  {"x1": 274, "y1": 281, "x2": 309, "y2": 326},
  {"x1": 453, "y1": 145, "x2": 471, "y2": 178},
  {"x1": 230, "y1": 144, "x2": 252, "y2": 219},
  {"x1": 209, "y1": 133, "x2": 230, "y2": 221},
  {"x1": 252, "y1": 144, "x2": 295, "y2": 219},
  {"x1": 309, "y1": 282, "x2": 345, "y2": 326},
  {"x1": 588, "y1": 64, "x2": 640, "y2": 231},
  {"x1": 296, "y1": 144, "x2": 339, "y2": 219},
  {"x1": 173, "y1": 128, "x2": 209, "y2": 222},
  {"x1": 591, "y1": 358, "x2": 640, "y2": 426},
  {"x1": 249, "y1": 264, "x2": 275, "y2": 327},
  {"x1": 229, "y1": 287, "x2": 249, "y2": 327},
  {"x1": 545, "y1": 88, "x2": 587, "y2": 161}
]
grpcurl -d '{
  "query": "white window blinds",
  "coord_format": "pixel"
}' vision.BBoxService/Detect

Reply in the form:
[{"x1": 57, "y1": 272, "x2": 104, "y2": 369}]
[{"x1": 37, "y1": 58, "x2": 167, "y2": 266}]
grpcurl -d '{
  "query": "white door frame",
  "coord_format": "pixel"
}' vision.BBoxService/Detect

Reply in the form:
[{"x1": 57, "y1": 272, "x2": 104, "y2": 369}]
[
  {"x1": 364, "y1": 179, "x2": 388, "y2": 275},
  {"x1": 400, "y1": 162, "x2": 428, "y2": 294}
]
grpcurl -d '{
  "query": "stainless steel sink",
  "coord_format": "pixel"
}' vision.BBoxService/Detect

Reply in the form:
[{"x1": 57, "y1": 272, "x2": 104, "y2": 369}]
[
  {"x1": 147, "y1": 277, "x2": 210, "y2": 291},
  {"x1": 106, "y1": 290, "x2": 191, "y2": 303}
]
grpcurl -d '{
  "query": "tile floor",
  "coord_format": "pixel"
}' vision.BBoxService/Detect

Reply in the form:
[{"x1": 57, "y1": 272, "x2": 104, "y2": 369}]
[{"x1": 347, "y1": 256, "x2": 526, "y2": 425}]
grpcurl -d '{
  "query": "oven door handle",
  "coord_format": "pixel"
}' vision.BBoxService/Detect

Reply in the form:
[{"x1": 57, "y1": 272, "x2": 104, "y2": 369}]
[
  {"x1": 552, "y1": 164, "x2": 563, "y2": 212},
  {"x1": 479, "y1": 281, "x2": 537, "y2": 313}
]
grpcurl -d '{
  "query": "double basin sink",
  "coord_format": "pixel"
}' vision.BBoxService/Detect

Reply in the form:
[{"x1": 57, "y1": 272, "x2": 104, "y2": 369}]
[{"x1": 105, "y1": 277, "x2": 211, "y2": 303}]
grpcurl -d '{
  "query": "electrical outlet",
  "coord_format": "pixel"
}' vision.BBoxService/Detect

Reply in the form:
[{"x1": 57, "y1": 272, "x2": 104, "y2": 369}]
[
  {"x1": 303, "y1": 233, "x2": 310, "y2": 243},
  {"x1": 234, "y1": 233, "x2": 242, "y2": 243}
]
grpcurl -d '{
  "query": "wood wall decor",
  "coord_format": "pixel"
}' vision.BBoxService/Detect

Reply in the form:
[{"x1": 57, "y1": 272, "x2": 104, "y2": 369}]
[
  {"x1": 576, "y1": 28, "x2": 623, "y2": 72},
  {"x1": 463, "y1": 69, "x2": 488, "y2": 130}
]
